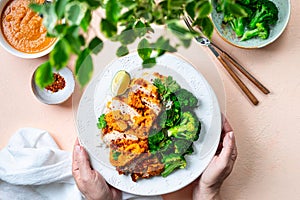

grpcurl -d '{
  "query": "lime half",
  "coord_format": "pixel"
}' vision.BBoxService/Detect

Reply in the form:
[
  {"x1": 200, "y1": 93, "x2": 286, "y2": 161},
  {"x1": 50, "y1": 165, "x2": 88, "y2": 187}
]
[{"x1": 111, "y1": 70, "x2": 131, "y2": 96}]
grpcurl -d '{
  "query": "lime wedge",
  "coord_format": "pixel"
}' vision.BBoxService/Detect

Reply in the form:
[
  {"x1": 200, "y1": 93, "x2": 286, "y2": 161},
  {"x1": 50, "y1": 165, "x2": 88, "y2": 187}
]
[{"x1": 111, "y1": 70, "x2": 131, "y2": 96}]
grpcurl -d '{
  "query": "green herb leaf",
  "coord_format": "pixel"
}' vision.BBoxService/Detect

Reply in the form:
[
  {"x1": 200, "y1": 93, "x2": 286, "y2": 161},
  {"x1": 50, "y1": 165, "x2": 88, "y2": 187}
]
[
  {"x1": 116, "y1": 46, "x2": 129, "y2": 57},
  {"x1": 193, "y1": 17, "x2": 214, "y2": 39},
  {"x1": 64, "y1": 34, "x2": 82, "y2": 55},
  {"x1": 75, "y1": 49, "x2": 93, "y2": 87},
  {"x1": 197, "y1": 1, "x2": 212, "y2": 18},
  {"x1": 34, "y1": 61, "x2": 54, "y2": 89},
  {"x1": 118, "y1": 9, "x2": 134, "y2": 22},
  {"x1": 142, "y1": 57, "x2": 156, "y2": 68},
  {"x1": 167, "y1": 21, "x2": 192, "y2": 48},
  {"x1": 167, "y1": 21, "x2": 190, "y2": 38},
  {"x1": 29, "y1": 3, "x2": 43, "y2": 13},
  {"x1": 88, "y1": 36, "x2": 103, "y2": 55},
  {"x1": 97, "y1": 114, "x2": 107, "y2": 129},
  {"x1": 55, "y1": 0, "x2": 68, "y2": 18},
  {"x1": 66, "y1": 25, "x2": 80, "y2": 37},
  {"x1": 138, "y1": 38, "x2": 152, "y2": 60},
  {"x1": 116, "y1": 45, "x2": 129, "y2": 57},
  {"x1": 185, "y1": 1, "x2": 196, "y2": 19},
  {"x1": 42, "y1": 4, "x2": 57, "y2": 34},
  {"x1": 112, "y1": 150, "x2": 121, "y2": 160},
  {"x1": 49, "y1": 39, "x2": 71, "y2": 70},
  {"x1": 134, "y1": 20, "x2": 147, "y2": 37},
  {"x1": 106, "y1": 0, "x2": 120, "y2": 24},
  {"x1": 119, "y1": 0, "x2": 137, "y2": 8},
  {"x1": 54, "y1": 24, "x2": 67, "y2": 36},
  {"x1": 225, "y1": 2, "x2": 248, "y2": 18},
  {"x1": 78, "y1": 35, "x2": 86, "y2": 46},
  {"x1": 100, "y1": 19, "x2": 117, "y2": 38},
  {"x1": 118, "y1": 29, "x2": 137, "y2": 45},
  {"x1": 154, "y1": 36, "x2": 177, "y2": 57},
  {"x1": 80, "y1": 10, "x2": 92, "y2": 32},
  {"x1": 65, "y1": 2, "x2": 88, "y2": 25},
  {"x1": 83, "y1": 0, "x2": 102, "y2": 9}
]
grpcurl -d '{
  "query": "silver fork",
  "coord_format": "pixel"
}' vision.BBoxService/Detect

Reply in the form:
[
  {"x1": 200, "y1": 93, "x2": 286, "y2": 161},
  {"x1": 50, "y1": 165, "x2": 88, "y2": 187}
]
[
  {"x1": 183, "y1": 16, "x2": 270, "y2": 94},
  {"x1": 183, "y1": 15, "x2": 270, "y2": 105}
]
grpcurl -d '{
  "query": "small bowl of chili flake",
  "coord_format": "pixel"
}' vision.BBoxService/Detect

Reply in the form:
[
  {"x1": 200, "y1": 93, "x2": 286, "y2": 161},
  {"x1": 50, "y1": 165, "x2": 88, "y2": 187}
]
[{"x1": 31, "y1": 67, "x2": 75, "y2": 105}]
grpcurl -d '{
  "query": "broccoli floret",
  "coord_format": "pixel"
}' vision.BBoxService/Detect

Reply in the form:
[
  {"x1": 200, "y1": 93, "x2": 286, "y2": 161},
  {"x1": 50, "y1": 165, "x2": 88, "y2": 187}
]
[
  {"x1": 161, "y1": 153, "x2": 187, "y2": 177},
  {"x1": 174, "y1": 88, "x2": 198, "y2": 108},
  {"x1": 241, "y1": 22, "x2": 269, "y2": 41},
  {"x1": 231, "y1": 18, "x2": 246, "y2": 37},
  {"x1": 97, "y1": 114, "x2": 107, "y2": 129},
  {"x1": 174, "y1": 139, "x2": 194, "y2": 155},
  {"x1": 167, "y1": 111, "x2": 201, "y2": 141},
  {"x1": 148, "y1": 129, "x2": 165, "y2": 152},
  {"x1": 248, "y1": 1, "x2": 279, "y2": 29},
  {"x1": 225, "y1": 15, "x2": 246, "y2": 37},
  {"x1": 223, "y1": 4, "x2": 252, "y2": 37},
  {"x1": 185, "y1": 143, "x2": 194, "y2": 155}
]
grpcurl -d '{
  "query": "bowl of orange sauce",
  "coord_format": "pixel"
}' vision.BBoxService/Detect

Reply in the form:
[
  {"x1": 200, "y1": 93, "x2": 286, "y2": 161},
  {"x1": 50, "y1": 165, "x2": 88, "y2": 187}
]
[{"x1": 0, "y1": 0, "x2": 56, "y2": 58}]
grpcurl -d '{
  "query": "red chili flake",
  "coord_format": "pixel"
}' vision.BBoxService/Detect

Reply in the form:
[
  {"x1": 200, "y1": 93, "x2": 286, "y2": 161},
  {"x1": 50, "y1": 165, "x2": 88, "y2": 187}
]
[{"x1": 45, "y1": 73, "x2": 66, "y2": 93}]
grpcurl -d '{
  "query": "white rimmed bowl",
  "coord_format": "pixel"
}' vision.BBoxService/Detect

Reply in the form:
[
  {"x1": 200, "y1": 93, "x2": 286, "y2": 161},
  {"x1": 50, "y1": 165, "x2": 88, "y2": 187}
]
[
  {"x1": 0, "y1": 0, "x2": 55, "y2": 58},
  {"x1": 211, "y1": 0, "x2": 291, "y2": 48},
  {"x1": 31, "y1": 67, "x2": 75, "y2": 105}
]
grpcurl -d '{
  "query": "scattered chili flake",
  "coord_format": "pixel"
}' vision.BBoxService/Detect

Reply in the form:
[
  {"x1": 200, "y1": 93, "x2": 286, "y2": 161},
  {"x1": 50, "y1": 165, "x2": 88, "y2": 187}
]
[{"x1": 45, "y1": 73, "x2": 66, "y2": 93}]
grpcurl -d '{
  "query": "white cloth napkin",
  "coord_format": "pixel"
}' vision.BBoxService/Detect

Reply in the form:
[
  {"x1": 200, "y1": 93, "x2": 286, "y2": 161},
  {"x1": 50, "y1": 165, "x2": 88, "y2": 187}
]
[
  {"x1": 0, "y1": 128, "x2": 82, "y2": 200},
  {"x1": 0, "y1": 128, "x2": 163, "y2": 200}
]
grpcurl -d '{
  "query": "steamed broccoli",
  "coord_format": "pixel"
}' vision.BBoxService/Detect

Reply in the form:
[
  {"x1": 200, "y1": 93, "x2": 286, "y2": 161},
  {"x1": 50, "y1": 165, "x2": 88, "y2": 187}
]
[
  {"x1": 241, "y1": 22, "x2": 269, "y2": 41},
  {"x1": 174, "y1": 139, "x2": 194, "y2": 155},
  {"x1": 248, "y1": 1, "x2": 279, "y2": 29},
  {"x1": 174, "y1": 88, "x2": 198, "y2": 108},
  {"x1": 224, "y1": 14, "x2": 246, "y2": 37},
  {"x1": 148, "y1": 128, "x2": 165, "y2": 152},
  {"x1": 161, "y1": 153, "x2": 187, "y2": 177},
  {"x1": 223, "y1": 4, "x2": 252, "y2": 37},
  {"x1": 167, "y1": 111, "x2": 201, "y2": 141}
]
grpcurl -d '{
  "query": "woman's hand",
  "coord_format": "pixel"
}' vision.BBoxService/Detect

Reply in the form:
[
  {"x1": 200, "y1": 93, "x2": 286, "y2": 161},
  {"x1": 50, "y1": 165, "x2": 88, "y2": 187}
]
[
  {"x1": 72, "y1": 139, "x2": 122, "y2": 200},
  {"x1": 193, "y1": 117, "x2": 238, "y2": 200}
]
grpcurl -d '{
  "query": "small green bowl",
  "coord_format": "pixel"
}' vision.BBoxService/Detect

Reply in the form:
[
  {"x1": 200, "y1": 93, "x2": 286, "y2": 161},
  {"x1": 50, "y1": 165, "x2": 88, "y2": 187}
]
[{"x1": 211, "y1": 0, "x2": 291, "y2": 48}]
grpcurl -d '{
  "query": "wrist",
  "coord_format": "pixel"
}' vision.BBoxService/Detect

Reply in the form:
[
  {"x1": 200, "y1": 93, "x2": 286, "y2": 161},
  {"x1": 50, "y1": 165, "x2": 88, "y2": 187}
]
[{"x1": 193, "y1": 183, "x2": 222, "y2": 200}]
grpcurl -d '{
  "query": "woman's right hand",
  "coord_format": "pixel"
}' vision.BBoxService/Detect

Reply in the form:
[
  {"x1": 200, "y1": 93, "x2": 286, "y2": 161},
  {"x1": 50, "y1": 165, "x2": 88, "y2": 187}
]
[{"x1": 193, "y1": 117, "x2": 238, "y2": 200}]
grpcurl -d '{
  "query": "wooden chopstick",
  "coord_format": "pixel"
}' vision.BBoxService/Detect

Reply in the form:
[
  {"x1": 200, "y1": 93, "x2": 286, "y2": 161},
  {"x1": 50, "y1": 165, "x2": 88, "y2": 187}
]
[
  {"x1": 183, "y1": 15, "x2": 262, "y2": 105},
  {"x1": 220, "y1": 52, "x2": 270, "y2": 95},
  {"x1": 211, "y1": 42, "x2": 270, "y2": 95},
  {"x1": 217, "y1": 55, "x2": 259, "y2": 105}
]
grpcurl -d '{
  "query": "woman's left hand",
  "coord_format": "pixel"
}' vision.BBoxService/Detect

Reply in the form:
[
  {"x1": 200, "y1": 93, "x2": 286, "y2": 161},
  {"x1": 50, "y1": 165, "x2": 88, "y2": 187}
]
[{"x1": 72, "y1": 139, "x2": 122, "y2": 200}]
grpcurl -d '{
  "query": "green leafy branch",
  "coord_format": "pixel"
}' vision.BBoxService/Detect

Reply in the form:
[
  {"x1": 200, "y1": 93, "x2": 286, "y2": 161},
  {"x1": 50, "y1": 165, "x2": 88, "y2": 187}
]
[{"x1": 30, "y1": 0, "x2": 244, "y2": 88}]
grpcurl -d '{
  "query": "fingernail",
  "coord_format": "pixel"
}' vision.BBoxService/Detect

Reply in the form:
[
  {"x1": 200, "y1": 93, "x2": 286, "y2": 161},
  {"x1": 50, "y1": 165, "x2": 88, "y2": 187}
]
[
  {"x1": 229, "y1": 131, "x2": 234, "y2": 139},
  {"x1": 75, "y1": 145, "x2": 81, "y2": 153}
]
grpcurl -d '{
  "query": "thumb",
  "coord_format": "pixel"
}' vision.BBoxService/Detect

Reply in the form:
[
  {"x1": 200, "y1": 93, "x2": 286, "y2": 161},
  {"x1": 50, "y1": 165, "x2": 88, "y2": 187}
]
[
  {"x1": 73, "y1": 144, "x2": 93, "y2": 179},
  {"x1": 219, "y1": 131, "x2": 235, "y2": 164}
]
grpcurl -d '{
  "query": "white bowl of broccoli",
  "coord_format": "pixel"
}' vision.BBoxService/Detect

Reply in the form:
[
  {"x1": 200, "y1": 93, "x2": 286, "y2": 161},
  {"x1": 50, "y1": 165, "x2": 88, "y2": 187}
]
[{"x1": 211, "y1": 0, "x2": 291, "y2": 48}]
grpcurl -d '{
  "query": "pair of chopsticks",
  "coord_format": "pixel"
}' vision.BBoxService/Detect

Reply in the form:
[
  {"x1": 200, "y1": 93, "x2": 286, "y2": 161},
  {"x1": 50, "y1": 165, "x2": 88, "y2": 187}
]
[{"x1": 183, "y1": 16, "x2": 270, "y2": 105}]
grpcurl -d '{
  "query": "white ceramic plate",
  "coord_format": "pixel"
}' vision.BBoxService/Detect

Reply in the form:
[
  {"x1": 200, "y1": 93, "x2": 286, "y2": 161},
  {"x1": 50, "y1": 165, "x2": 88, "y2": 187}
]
[
  {"x1": 76, "y1": 53, "x2": 221, "y2": 196},
  {"x1": 211, "y1": 0, "x2": 291, "y2": 48}
]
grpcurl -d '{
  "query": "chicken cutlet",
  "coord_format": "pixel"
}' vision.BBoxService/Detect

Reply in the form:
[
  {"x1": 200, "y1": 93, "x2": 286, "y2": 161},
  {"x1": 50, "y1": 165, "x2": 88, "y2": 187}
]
[{"x1": 101, "y1": 76, "x2": 164, "y2": 181}]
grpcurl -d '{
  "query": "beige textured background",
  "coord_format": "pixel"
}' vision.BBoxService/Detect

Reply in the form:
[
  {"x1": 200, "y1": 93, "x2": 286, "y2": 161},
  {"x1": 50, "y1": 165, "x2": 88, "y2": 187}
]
[{"x1": 1, "y1": 1, "x2": 299, "y2": 199}]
